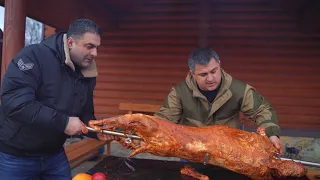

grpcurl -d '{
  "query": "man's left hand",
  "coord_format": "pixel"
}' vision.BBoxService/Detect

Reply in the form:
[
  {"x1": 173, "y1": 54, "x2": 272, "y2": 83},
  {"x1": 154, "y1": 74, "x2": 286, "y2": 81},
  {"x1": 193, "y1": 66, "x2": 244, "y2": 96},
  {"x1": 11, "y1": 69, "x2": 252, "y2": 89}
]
[{"x1": 269, "y1": 135, "x2": 283, "y2": 156}]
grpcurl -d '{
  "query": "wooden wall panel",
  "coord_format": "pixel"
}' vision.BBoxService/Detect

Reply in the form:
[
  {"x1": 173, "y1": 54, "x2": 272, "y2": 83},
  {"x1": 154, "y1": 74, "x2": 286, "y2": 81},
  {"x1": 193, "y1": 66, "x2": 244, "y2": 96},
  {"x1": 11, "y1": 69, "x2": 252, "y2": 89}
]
[
  {"x1": 43, "y1": 25, "x2": 55, "y2": 39},
  {"x1": 94, "y1": 0, "x2": 320, "y2": 131},
  {"x1": 95, "y1": 0, "x2": 198, "y2": 118}
]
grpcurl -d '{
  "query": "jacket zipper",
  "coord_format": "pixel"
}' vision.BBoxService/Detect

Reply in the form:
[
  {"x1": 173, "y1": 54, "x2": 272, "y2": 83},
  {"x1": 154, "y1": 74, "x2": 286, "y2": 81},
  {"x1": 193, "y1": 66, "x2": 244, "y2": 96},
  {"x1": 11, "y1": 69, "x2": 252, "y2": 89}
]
[
  {"x1": 73, "y1": 77, "x2": 80, "y2": 113},
  {"x1": 207, "y1": 89, "x2": 228, "y2": 123}
]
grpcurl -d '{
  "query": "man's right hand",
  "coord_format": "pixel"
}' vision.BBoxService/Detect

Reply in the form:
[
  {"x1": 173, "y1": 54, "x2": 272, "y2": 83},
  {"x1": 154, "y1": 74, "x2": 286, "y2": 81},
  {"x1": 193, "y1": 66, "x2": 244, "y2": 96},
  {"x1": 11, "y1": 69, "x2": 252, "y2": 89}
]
[{"x1": 64, "y1": 117, "x2": 86, "y2": 136}]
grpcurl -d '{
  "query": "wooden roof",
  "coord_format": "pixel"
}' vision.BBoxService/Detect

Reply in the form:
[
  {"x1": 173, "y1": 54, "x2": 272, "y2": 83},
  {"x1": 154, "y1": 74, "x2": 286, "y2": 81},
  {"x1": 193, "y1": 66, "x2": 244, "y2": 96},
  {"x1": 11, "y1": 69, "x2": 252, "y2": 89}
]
[
  {"x1": 0, "y1": 0, "x2": 146, "y2": 31},
  {"x1": 0, "y1": 0, "x2": 319, "y2": 33}
]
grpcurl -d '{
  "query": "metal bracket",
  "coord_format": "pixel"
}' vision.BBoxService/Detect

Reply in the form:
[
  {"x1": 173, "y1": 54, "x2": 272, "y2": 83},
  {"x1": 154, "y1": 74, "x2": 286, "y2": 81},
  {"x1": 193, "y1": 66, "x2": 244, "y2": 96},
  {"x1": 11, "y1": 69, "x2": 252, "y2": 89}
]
[
  {"x1": 125, "y1": 134, "x2": 133, "y2": 144},
  {"x1": 203, "y1": 152, "x2": 211, "y2": 165}
]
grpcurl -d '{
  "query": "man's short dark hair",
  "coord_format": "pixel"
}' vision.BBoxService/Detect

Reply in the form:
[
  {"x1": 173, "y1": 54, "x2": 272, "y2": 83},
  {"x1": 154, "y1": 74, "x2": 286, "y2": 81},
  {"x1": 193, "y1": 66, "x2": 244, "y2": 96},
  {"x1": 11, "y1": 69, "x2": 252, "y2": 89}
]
[
  {"x1": 188, "y1": 47, "x2": 220, "y2": 72},
  {"x1": 67, "y1": 18, "x2": 102, "y2": 39}
]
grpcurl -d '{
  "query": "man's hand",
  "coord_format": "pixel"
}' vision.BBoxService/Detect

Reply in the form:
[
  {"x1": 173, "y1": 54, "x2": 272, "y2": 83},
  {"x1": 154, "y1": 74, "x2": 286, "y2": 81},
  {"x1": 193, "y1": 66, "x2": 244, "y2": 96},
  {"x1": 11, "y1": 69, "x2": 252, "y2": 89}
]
[
  {"x1": 64, "y1": 117, "x2": 86, "y2": 136},
  {"x1": 269, "y1": 135, "x2": 283, "y2": 156}
]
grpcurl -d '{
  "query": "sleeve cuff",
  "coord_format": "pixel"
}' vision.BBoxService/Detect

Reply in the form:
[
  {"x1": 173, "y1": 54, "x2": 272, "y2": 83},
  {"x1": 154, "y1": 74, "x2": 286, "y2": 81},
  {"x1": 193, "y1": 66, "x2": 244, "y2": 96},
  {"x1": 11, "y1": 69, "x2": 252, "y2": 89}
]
[
  {"x1": 65, "y1": 116, "x2": 69, "y2": 130},
  {"x1": 56, "y1": 113, "x2": 68, "y2": 133},
  {"x1": 265, "y1": 126, "x2": 281, "y2": 137}
]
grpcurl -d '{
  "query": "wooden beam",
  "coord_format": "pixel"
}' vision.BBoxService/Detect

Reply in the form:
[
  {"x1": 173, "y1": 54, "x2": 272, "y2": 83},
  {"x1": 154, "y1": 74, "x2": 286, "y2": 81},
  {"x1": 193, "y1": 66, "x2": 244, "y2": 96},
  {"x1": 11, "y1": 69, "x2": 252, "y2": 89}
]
[
  {"x1": 1, "y1": 0, "x2": 26, "y2": 80},
  {"x1": 64, "y1": 138, "x2": 107, "y2": 169},
  {"x1": 19, "y1": 0, "x2": 117, "y2": 31},
  {"x1": 198, "y1": 0, "x2": 210, "y2": 48},
  {"x1": 79, "y1": 0, "x2": 118, "y2": 31},
  {"x1": 268, "y1": 0, "x2": 320, "y2": 33},
  {"x1": 119, "y1": 103, "x2": 161, "y2": 113},
  {"x1": 296, "y1": 0, "x2": 320, "y2": 33}
]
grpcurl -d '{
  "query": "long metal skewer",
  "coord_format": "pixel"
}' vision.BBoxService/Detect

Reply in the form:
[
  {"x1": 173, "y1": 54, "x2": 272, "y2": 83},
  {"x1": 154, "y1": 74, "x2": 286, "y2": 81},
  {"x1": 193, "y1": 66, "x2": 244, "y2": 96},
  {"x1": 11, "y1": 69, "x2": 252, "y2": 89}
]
[
  {"x1": 275, "y1": 153, "x2": 320, "y2": 167},
  {"x1": 86, "y1": 126, "x2": 143, "y2": 140},
  {"x1": 279, "y1": 157, "x2": 320, "y2": 168}
]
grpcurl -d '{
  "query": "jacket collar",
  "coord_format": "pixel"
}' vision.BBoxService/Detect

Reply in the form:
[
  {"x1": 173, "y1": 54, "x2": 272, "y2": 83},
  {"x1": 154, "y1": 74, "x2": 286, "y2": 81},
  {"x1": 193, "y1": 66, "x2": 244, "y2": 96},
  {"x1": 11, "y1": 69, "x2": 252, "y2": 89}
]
[{"x1": 185, "y1": 68, "x2": 233, "y2": 121}]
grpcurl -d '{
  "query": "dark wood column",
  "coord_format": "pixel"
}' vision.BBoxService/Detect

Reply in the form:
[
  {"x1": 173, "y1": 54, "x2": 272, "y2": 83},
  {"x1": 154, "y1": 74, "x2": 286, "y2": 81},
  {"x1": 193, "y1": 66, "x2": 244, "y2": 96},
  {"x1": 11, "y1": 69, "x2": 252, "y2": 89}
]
[
  {"x1": 198, "y1": 0, "x2": 210, "y2": 48},
  {"x1": 1, "y1": 0, "x2": 26, "y2": 80}
]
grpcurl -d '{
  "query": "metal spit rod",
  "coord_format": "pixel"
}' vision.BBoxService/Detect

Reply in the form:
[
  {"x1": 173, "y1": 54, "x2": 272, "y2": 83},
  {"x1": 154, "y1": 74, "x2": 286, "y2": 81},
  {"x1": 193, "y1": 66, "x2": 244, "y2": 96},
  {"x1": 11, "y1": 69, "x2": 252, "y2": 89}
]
[
  {"x1": 279, "y1": 157, "x2": 320, "y2": 168},
  {"x1": 275, "y1": 152, "x2": 320, "y2": 168},
  {"x1": 86, "y1": 126, "x2": 143, "y2": 140}
]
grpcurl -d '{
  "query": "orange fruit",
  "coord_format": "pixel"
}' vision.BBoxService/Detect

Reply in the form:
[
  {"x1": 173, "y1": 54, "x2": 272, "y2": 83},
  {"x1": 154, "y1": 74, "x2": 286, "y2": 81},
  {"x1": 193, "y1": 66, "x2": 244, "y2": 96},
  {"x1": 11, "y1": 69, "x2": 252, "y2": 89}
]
[{"x1": 72, "y1": 173, "x2": 92, "y2": 180}]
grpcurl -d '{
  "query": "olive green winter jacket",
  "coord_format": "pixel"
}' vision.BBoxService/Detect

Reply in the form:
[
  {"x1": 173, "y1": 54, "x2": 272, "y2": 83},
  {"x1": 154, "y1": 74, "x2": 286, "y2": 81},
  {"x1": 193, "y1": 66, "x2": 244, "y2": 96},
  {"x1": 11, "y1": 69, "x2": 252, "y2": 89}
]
[{"x1": 154, "y1": 69, "x2": 280, "y2": 137}]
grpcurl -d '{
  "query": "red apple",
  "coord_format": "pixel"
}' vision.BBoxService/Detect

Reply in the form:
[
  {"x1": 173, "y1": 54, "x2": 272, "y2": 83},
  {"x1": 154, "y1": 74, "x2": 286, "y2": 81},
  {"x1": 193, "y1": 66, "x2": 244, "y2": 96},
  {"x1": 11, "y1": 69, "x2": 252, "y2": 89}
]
[{"x1": 92, "y1": 172, "x2": 107, "y2": 180}]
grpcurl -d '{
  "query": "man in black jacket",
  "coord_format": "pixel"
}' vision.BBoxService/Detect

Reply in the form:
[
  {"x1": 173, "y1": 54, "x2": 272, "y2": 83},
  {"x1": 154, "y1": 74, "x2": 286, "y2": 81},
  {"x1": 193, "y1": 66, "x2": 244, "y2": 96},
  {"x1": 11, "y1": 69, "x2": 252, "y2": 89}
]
[{"x1": 0, "y1": 18, "x2": 104, "y2": 179}]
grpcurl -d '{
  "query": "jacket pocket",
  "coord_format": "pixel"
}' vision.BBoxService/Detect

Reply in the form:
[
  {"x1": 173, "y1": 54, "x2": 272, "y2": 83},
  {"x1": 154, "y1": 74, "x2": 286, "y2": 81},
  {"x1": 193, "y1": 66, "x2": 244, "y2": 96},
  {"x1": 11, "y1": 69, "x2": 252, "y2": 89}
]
[
  {"x1": 0, "y1": 107, "x2": 4, "y2": 128},
  {"x1": 0, "y1": 119, "x2": 23, "y2": 141},
  {"x1": 185, "y1": 117, "x2": 205, "y2": 127}
]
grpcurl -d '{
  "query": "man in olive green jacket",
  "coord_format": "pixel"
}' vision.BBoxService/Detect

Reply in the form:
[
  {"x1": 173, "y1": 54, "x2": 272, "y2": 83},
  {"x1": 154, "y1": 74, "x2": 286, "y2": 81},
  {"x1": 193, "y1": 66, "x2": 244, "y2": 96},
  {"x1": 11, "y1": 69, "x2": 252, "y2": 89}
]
[{"x1": 154, "y1": 47, "x2": 283, "y2": 155}]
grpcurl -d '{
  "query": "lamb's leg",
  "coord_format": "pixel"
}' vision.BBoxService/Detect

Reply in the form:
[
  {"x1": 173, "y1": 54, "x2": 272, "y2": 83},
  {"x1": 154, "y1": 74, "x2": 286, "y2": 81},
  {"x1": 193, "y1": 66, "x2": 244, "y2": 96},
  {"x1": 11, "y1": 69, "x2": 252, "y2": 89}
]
[
  {"x1": 129, "y1": 144, "x2": 151, "y2": 157},
  {"x1": 180, "y1": 165, "x2": 209, "y2": 180},
  {"x1": 269, "y1": 160, "x2": 307, "y2": 178}
]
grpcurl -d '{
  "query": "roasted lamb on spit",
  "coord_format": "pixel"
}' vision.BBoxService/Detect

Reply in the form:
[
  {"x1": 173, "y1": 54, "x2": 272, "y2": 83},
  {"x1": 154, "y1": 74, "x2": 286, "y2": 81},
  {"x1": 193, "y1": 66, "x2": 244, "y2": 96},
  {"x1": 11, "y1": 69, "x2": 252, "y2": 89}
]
[{"x1": 88, "y1": 113, "x2": 307, "y2": 180}]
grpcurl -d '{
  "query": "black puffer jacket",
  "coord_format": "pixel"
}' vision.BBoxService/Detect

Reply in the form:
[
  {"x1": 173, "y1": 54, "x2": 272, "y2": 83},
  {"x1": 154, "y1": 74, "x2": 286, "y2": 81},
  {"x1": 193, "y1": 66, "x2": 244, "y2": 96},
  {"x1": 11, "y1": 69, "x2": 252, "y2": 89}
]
[{"x1": 0, "y1": 32, "x2": 97, "y2": 156}]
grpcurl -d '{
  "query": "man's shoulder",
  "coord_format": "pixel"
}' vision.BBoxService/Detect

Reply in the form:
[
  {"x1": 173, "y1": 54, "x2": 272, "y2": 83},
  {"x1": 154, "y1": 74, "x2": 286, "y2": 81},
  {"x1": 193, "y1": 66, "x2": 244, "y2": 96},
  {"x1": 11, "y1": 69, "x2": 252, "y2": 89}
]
[
  {"x1": 10, "y1": 43, "x2": 59, "y2": 74},
  {"x1": 222, "y1": 70, "x2": 247, "y2": 88},
  {"x1": 231, "y1": 76, "x2": 247, "y2": 88},
  {"x1": 173, "y1": 79, "x2": 188, "y2": 90},
  {"x1": 17, "y1": 43, "x2": 49, "y2": 58},
  {"x1": 171, "y1": 79, "x2": 193, "y2": 99},
  {"x1": 224, "y1": 71, "x2": 248, "y2": 97}
]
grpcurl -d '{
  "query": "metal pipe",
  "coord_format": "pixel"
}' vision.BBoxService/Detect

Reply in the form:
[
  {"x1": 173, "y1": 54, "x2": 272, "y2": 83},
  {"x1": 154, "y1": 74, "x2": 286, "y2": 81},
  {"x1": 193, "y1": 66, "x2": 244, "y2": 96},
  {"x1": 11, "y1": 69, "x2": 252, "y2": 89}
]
[
  {"x1": 86, "y1": 126, "x2": 143, "y2": 140},
  {"x1": 280, "y1": 157, "x2": 320, "y2": 168}
]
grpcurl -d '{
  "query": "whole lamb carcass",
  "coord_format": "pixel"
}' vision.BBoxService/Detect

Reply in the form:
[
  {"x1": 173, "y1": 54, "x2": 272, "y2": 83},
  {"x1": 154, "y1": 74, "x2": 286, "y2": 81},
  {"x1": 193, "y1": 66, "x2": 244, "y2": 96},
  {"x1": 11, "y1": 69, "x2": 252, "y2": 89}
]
[{"x1": 88, "y1": 113, "x2": 307, "y2": 180}]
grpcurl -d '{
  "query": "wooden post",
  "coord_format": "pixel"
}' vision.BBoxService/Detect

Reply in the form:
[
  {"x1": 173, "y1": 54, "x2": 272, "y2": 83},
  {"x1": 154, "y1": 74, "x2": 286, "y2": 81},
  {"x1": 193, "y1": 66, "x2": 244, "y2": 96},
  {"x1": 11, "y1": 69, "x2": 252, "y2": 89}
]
[
  {"x1": 1, "y1": 0, "x2": 26, "y2": 81},
  {"x1": 197, "y1": 0, "x2": 210, "y2": 48}
]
